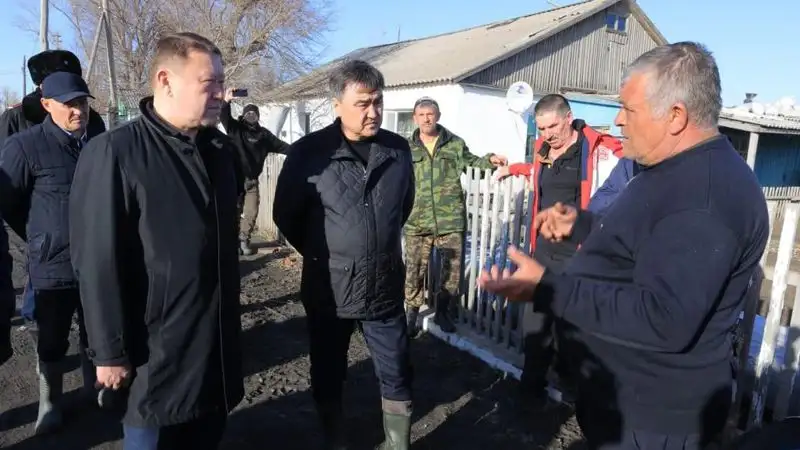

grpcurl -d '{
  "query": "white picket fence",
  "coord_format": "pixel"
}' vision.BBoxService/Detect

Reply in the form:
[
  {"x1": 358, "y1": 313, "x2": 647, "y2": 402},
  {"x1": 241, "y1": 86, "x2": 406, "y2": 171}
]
[{"x1": 257, "y1": 155, "x2": 800, "y2": 431}]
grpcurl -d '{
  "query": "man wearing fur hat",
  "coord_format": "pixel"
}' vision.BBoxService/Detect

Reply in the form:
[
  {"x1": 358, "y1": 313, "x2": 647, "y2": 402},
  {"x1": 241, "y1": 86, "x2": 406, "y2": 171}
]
[{"x1": 221, "y1": 88, "x2": 288, "y2": 255}]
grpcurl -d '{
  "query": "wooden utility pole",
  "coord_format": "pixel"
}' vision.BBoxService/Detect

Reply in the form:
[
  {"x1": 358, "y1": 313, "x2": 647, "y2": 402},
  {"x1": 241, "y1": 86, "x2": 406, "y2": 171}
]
[
  {"x1": 39, "y1": 0, "x2": 49, "y2": 51},
  {"x1": 22, "y1": 56, "x2": 27, "y2": 95},
  {"x1": 100, "y1": 0, "x2": 119, "y2": 127}
]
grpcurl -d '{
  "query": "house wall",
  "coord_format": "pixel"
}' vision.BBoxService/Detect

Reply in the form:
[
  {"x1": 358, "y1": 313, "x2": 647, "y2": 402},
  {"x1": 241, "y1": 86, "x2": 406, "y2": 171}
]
[
  {"x1": 264, "y1": 85, "x2": 627, "y2": 167},
  {"x1": 264, "y1": 84, "x2": 464, "y2": 144},
  {"x1": 752, "y1": 134, "x2": 800, "y2": 187},
  {"x1": 464, "y1": 2, "x2": 659, "y2": 94}
]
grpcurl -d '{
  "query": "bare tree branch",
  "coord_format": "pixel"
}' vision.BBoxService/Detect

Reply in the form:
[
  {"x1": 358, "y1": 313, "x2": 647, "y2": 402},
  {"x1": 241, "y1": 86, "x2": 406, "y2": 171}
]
[{"x1": 14, "y1": 0, "x2": 332, "y2": 109}]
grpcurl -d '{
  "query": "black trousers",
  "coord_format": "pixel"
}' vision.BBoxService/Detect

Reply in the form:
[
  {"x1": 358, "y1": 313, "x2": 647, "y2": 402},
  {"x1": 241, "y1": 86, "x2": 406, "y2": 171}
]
[
  {"x1": 32, "y1": 288, "x2": 87, "y2": 362},
  {"x1": 305, "y1": 306, "x2": 413, "y2": 405},
  {"x1": 520, "y1": 251, "x2": 570, "y2": 396}
]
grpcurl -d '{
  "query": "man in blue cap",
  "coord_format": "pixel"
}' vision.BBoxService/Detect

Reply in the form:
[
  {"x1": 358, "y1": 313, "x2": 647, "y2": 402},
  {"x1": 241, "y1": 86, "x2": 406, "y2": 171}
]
[
  {"x1": 0, "y1": 70, "x2": 104, "y2": 434},
  {"x1": 0, "y1": 50, "x2": 106, "y2": 344}
]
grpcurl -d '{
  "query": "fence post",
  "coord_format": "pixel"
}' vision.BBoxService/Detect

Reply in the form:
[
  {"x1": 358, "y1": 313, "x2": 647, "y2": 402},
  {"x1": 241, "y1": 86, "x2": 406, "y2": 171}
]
[{"x1": 748, "y1": 200, "x2": 800, "y2": 428}]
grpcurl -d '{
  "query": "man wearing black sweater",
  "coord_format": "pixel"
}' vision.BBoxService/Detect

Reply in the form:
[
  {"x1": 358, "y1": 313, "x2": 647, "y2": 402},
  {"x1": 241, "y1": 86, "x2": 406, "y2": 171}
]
[{"x1": 480, "y1": 42, "x2": 769, "y2": 449}]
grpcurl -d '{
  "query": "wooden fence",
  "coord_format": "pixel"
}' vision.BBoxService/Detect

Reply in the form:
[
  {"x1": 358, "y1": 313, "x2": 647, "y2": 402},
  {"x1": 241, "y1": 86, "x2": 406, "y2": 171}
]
[{"x1": 257, "y1": 156, "x2": 800, "y2": 431}]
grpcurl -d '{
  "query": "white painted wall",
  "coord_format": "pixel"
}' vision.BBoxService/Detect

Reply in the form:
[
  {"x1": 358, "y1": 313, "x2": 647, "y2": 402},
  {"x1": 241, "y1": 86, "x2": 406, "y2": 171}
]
[
  {"x1": 456, "y1": 84, "x2": 528, "y2": 163},
  {"x1": 262, "y1": 83, "x2": 527, "y2": 163}
]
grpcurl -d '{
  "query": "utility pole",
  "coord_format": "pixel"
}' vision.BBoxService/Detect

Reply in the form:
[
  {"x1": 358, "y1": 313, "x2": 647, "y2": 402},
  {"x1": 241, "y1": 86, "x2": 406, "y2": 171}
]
[
  {"x1": 22, "y1": 56, "x2": 27, "y2": 95},
  {"x1": 52, "y1": 32, "x2": 62, "y2": 49},
  {"x1": 101, "y1": 0, "x2": 119, "y2": 127},
  {"x1": 39, "y1": 0, "x2": 49, "y2": 51}
]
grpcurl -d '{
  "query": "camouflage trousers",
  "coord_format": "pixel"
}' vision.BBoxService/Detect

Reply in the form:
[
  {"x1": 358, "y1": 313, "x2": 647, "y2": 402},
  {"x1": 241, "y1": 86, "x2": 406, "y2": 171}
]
[
  {"x1": 404, "y1": 232, "x2": 464, "y2": 309},
  {"x1": 239, "y1": 179, "x2": 260, "y2": 242}
]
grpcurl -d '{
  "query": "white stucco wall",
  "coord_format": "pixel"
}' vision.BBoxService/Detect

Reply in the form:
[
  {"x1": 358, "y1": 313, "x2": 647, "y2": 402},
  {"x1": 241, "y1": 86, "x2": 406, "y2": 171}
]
[{"x1": 263, "y1": 83, "x2": 528, "y2": 163}]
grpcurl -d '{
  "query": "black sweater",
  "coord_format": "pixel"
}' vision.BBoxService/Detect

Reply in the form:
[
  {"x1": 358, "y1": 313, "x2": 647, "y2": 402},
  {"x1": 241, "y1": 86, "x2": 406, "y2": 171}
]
[{"x1": 540, "y1": 135, "x2": 769, "y2": 434}]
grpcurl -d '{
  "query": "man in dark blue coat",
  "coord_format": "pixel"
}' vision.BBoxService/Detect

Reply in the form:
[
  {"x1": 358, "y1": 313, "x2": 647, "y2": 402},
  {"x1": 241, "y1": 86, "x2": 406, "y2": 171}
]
[
  {"x1": 0, "y1": 71, "x2": 103, "y2": 434},
  {"x1": 480, "y1": 42, "x2": 769, "y2": 449},
  {"x1": 0, "y1": 50, "x2": 106, "y2": 332}
]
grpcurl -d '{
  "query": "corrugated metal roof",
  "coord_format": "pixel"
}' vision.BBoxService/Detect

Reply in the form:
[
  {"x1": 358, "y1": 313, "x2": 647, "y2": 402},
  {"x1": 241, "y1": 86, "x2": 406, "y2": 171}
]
[
  {"x1": 720, "y1": 110, "x2": 800, "y2": 132},
  {"x1": 268, "y1": 0, "x2": 621, "y2": 101}
]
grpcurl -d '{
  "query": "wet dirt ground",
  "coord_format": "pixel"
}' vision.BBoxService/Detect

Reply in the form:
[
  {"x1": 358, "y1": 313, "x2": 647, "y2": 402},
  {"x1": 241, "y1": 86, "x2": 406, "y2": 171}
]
[{"x1": 0, "y1": 233, "x2": 585, "y2": 449}]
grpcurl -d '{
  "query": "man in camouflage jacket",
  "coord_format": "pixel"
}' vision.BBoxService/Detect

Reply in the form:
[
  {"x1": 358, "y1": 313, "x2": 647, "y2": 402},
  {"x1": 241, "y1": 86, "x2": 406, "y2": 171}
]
[{"x1": 405, "y1": 97, "x2": 506, "y2": 336}]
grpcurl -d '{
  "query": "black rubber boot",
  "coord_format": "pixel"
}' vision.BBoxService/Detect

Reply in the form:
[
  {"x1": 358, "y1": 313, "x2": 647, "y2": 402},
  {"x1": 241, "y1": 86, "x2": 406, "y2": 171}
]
[
  {"x1": 316, "y1": 402, "x2": 348, "y2": 450},
  {"x1": 406, "y1": 306, "x2": 421, "y2": 339},
  {"x1": 433, "y1": 294, "x2": 456, "y2": 333}
]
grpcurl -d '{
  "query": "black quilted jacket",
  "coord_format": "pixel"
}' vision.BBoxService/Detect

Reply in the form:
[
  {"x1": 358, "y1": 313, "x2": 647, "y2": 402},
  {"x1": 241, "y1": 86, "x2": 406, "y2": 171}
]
[{"x1": 272, "y1": 119, "x2": 415, "y2": 320}]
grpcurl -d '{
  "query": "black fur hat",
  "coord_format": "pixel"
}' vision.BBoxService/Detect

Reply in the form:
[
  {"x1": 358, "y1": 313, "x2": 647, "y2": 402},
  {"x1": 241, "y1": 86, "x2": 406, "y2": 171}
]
[{"x1": 27, "y1": 50, "x2": 83, "y2": 86}]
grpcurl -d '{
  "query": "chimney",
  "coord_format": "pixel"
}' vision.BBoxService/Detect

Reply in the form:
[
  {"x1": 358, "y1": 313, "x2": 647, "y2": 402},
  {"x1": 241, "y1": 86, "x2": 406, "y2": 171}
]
[{"x1": 744, "y1": 93, "x2": 757, "y2": 104}]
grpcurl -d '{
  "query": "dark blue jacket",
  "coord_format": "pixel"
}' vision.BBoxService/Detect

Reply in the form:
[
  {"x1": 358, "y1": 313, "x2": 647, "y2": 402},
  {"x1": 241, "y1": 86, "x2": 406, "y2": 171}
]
[
  {"x1": 540, "y1": 136, "x2": 769, "y2": 434},
  {"x1": 0, "y1": 116, "x2": 103, "y2": 290},
  {"x1": 587, "y1": 157, "x2": 640, "y2": 216}
]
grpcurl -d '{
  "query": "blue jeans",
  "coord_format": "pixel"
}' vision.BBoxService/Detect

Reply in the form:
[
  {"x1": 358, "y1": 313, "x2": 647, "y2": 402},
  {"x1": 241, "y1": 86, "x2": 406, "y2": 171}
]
[
  {"x1": 123, "y1": 414, "x2": 227, "y2": 450},
  {"x1": 305, "y1": 308, "x2": 413, "y2": 405},
  {"x1": 21, "y1": 277, "x2": 34, "y2": 322}
]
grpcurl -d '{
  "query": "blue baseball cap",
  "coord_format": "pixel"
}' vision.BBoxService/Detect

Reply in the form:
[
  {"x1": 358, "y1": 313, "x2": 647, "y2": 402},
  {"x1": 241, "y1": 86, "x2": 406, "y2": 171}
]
[{"x1": 41, "y1": 72, "x2": 94, "y2": 103}]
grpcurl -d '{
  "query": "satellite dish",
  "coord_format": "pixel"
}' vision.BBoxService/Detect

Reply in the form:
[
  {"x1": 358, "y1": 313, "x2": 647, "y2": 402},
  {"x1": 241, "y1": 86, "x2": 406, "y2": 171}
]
[{"x1": 506, "y1": 81, "x2": 535, "y2": 114}]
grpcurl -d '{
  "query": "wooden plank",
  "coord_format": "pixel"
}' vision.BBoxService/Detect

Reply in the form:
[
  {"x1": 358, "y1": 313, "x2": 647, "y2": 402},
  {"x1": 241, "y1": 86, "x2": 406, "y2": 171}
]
[
  {"x1": 773, "y1": 286, "x2": 800, "y2": 420},
  {"x1": 749, "y1": 201, "x2": 800, "y2": 428},
  {"x1": 460, "y1": 167, "x2": 476, "y2": 325},
  {"x1": 486, "y1": 175, "x2": 502, "y2": 340},
  {"x1": 477, "y1": 170, "x2": 493, "y2": 334},
  {"x1": 505, "y1": 177, "x2": 526, "y2": 350}
]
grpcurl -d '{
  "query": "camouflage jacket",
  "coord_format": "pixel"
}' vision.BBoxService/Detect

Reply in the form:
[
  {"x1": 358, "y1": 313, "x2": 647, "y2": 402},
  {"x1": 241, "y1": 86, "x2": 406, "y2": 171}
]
[{"x1": 405, "y1": 125, "x2": 495, "y2": 236}]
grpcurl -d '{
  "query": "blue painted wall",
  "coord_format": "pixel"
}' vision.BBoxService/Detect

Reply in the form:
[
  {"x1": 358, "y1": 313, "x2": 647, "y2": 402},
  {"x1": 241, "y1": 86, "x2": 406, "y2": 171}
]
[
  {"x1": 753, "y1": 134, "x2": 800, "y2": 187},
  {"x1": 525, "y1": 94, "x2": 622, "y2": 162}
]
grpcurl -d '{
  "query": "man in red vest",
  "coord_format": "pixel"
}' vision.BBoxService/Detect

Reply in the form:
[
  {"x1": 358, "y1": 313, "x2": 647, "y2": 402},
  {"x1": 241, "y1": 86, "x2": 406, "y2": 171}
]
[{"x1": 496, "y1": 94, "x2": 623, "y2": 409}]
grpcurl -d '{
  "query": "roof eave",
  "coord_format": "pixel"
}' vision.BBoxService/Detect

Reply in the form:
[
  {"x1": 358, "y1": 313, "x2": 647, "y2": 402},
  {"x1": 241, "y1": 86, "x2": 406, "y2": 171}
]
[{"x1": 719, "y1": 117, "x2": 800, "y2": 136}]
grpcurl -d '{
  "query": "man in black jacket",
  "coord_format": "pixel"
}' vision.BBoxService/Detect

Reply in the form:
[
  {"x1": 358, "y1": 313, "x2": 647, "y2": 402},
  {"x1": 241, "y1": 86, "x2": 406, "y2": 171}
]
[
  {"x1": 0, "y1": 214, "x2": 14, "y2": 367},
  {"x1": 479, "y1": 42, "x2": 769, "y2": 449},
  {"x1": 273, "y1": 60, "x2": 415, "y2": 450},
  {"x1": 220, "y1": 91, "x2": 288, "y2": 255},
  {"x1": 69, "y1": 32, "x2": 243, "y2": 450},
  {"x1": 0, "y1": 71, "x2": 103, "y2": 434},
  {"x1": 0, "y1": 49, "x2": 106, "y2": 330}
]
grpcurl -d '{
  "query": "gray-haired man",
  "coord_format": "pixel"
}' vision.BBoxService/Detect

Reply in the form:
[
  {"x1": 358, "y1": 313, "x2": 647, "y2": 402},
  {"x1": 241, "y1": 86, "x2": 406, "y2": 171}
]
[{"x1": 479, "y1": 42, "x2": 768, "y2": 449}]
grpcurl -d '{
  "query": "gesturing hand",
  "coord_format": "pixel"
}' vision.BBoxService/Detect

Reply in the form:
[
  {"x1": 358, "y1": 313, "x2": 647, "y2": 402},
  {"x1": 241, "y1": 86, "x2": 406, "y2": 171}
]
[
  {"x1": 478, "y1": 247, "x2": 546, "y2": 302},
  {"x1": 535, "y1": 202, "x2": 578, "y2": 242}
]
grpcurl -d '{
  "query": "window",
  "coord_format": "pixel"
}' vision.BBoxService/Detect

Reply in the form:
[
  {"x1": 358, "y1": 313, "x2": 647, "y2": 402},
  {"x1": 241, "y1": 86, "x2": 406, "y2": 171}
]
[
  {"x1": 605, "y1": 13, "x2": 628, "y2": 33},
  {"x1": 382, "y1": 110, "x2": 416, "y2": 138}
]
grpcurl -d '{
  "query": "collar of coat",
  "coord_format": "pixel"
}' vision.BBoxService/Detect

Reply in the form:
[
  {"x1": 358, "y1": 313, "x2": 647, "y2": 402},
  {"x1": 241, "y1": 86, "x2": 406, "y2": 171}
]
[
  {"x1": 409, "y1": 123, "x2": 455, "y2": 150},
  {"x1": 326, "y1": 117, "x2": 403, "y2": 162},
  {"x1": 138, "y1": 96, "x2": 229, "y2": 151}
]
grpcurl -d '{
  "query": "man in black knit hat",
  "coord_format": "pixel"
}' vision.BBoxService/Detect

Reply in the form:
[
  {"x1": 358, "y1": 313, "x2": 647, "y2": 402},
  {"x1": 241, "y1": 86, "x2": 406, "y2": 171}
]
[{"x1": 220, "y1": 88, "x2": 288, "y2": 255}]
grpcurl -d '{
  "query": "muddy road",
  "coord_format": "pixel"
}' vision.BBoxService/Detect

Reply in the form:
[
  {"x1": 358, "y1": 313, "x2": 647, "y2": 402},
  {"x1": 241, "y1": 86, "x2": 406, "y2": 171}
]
[{"x1": 0, "y1": 234, "x2": 584, "y2": 449}]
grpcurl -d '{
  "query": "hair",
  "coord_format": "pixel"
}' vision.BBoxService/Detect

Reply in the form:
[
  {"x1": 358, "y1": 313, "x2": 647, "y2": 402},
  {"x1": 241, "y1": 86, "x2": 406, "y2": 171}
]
[
  {"x1": 150, "y1": 32, "x2": 223, "y2": 84},
  {"x1": 328, "y1": 59, "x2": 385, "y2": 99},
  {"x1": 413, "y1": 97, "x2": 440, "y2": 114},
  {"x1": 533, "y1": 94, "x2": 572, "y2": 117},
  {"x1": 623, "y1": 41, "x2": 721, "y2": 129}
]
